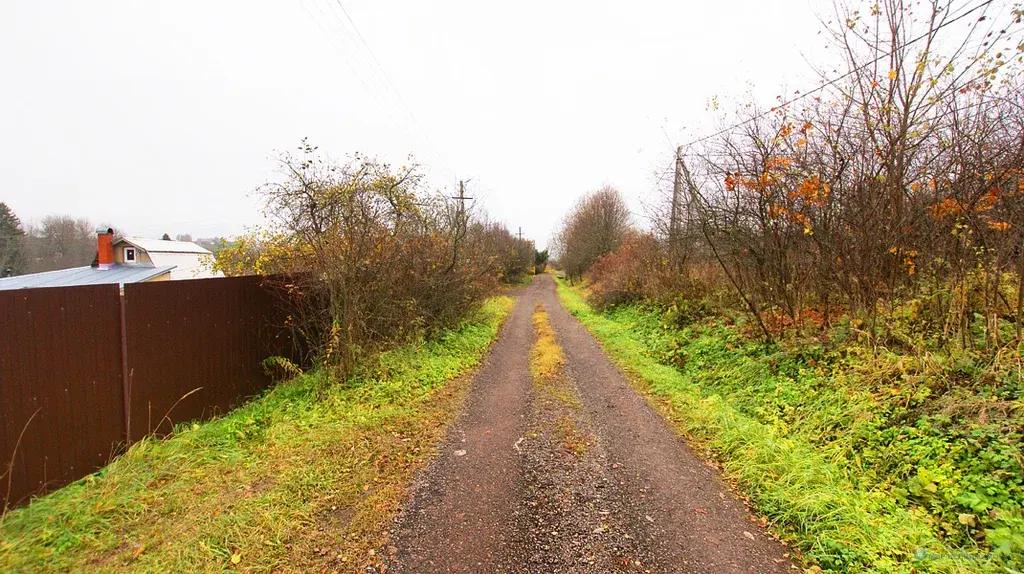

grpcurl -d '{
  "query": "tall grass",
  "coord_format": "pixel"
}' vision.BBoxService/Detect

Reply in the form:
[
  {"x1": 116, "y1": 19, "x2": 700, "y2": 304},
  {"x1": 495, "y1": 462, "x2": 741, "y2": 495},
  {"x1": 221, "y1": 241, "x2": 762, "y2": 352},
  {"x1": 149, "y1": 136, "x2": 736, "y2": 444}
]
[{"x1": 556, "y1": 279, "x2": 1006, "y2": 573}]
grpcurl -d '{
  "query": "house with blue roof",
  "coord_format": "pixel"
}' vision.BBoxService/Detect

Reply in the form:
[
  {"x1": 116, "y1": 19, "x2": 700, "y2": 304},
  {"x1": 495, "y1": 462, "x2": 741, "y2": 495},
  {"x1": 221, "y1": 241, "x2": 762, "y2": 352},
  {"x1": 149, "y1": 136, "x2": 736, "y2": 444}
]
[{"x1": 0, "y1": 228, "x2": 176, "y2": 291}]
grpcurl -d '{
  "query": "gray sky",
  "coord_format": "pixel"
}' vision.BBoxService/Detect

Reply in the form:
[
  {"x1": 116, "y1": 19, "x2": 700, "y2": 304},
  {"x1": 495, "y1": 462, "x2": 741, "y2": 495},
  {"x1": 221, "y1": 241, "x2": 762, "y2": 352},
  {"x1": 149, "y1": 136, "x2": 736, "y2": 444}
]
[{"x1": 1, "y1": 0, "x2": 831, "y2": 247}]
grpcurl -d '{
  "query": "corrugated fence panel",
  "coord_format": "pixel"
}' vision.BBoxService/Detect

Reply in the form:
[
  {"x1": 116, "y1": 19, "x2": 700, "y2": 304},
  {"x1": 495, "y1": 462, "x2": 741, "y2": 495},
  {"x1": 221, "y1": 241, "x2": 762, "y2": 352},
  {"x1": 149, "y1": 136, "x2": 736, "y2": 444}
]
[
  {"x1": 0, "y1": 285, "x2": 126, "y2": 509},
  {"x1": 123, "y1": 276, "x2": 288, "y2": 442}
]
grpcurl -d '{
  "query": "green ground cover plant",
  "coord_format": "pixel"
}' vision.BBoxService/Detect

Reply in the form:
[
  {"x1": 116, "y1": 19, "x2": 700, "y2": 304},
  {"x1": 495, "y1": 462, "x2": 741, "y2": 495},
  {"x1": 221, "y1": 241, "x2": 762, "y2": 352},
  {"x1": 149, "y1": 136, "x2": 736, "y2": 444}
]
[
  {"x1": 557, "y1": 278, "x2": 1023, "y2": 573},
  {"x1": 0, "y1": 296, "x2": 513, "y2": 573}
]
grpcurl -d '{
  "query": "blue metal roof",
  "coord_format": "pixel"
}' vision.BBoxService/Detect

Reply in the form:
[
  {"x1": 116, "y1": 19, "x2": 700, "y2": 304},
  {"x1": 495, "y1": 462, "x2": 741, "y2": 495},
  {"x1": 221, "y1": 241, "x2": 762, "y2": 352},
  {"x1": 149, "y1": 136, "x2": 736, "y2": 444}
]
[{"x1": 0, "y1": 264, "x2": 176, "y2": 290}]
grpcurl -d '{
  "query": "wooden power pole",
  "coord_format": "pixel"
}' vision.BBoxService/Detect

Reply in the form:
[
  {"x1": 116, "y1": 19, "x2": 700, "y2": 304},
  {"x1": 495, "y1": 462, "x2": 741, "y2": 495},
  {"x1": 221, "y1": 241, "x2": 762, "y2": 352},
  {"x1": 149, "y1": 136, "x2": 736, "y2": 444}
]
[
  {"x1": 670, "y1": 145, "x2": 684, "y2": 260},
  {"x1": 447, "y1": 180, "x2": 473, "y2": 271},
  {"x1": 452, "y1": 180, "x2": 473, "y2": 219}
]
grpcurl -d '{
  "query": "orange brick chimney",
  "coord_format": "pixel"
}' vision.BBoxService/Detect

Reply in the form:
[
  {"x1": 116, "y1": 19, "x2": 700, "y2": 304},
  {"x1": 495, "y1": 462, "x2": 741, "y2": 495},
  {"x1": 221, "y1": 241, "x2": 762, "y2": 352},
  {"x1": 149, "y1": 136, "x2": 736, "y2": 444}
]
[{"x1": 96, "y1": 228, "x2": 114, "y2": 270}]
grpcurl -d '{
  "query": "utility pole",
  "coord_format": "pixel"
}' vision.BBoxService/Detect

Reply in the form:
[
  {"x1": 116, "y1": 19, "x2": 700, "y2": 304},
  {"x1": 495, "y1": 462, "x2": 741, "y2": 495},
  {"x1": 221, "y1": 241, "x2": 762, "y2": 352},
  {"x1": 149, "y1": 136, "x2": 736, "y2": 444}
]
[
  {"x1": 517, "y1": 226, "x2": 523, "y2": 241},
  {"x1": 447, "y1": 180, "x2": 473, "y2": 272},
  {"x1": 452, "y1": 180, "x2": 473, "y2": 220},
  {"x1": 670, "y1": 145, "x2": 684, "y2": 263}
]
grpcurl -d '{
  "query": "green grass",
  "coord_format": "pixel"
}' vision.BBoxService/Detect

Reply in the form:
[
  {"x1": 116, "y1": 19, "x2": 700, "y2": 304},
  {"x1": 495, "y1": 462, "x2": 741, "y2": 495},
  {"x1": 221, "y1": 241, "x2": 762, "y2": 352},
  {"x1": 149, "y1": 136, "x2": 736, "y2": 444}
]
[
  {"x1": 0, "y1": 296, "x2": 514, "y2": 573},
  {"x1": 556, "y1": 279, "x2": 1020, "y2": 574}
]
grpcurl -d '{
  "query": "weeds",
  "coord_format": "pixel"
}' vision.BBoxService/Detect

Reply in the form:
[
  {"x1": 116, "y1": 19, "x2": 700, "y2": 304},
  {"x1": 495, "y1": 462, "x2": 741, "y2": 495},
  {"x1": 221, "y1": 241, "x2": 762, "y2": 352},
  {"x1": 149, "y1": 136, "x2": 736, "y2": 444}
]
[{"x1": 557, "y1": 278, "x2": 1019, "y2": 573}]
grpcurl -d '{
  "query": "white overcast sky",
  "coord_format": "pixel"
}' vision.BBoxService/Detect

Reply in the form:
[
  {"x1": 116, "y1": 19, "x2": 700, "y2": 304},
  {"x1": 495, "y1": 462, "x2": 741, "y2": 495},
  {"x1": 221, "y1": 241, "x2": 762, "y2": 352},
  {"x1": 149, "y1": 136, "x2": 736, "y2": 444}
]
[{"x1": 2, "y1": 0, "x2": 840, "y2": 247}]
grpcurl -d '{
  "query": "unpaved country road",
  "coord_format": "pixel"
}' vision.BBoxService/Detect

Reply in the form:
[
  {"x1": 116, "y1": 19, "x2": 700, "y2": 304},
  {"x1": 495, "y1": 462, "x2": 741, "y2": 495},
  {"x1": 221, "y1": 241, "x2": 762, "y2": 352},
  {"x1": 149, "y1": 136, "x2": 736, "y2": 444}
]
[{"x1": 384, "y1": 275, "x2": 795, "y2": 573}]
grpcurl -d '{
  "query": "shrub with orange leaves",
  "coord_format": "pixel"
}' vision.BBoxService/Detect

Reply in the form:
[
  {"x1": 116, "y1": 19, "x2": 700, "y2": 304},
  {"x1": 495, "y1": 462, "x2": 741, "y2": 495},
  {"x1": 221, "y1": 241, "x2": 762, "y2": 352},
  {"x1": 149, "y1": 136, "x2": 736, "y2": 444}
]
[
  {"x1": 788, "y1": 176, "x2": 828, "y2": 206},
  {"x1": 929, "y1": 198, "x2": 964, "y2": 218}
]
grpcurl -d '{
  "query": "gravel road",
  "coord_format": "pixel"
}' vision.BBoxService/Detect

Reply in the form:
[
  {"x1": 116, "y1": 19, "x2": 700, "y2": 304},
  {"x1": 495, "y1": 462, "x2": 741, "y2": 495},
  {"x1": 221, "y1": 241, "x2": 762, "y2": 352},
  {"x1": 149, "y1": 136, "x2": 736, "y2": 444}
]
[{"x1": 384, "y1": 276, "x2": 795, "y2": 573}]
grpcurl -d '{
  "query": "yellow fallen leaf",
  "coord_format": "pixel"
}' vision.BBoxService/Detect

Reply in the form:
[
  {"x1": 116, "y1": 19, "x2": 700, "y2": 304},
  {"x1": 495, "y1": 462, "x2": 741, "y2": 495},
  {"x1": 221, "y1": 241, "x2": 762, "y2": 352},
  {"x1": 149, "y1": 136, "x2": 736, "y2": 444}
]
[{"x1": 231, "y1": 553, "x2": 241, "y2": 565}]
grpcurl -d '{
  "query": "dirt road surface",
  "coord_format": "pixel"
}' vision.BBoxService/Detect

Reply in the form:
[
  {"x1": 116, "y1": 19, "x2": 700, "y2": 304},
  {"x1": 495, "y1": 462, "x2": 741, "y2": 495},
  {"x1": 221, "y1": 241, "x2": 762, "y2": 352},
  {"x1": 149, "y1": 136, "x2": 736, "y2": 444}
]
[{"x1": 385, "y1": 275, "x2": 795, "y2": 573}]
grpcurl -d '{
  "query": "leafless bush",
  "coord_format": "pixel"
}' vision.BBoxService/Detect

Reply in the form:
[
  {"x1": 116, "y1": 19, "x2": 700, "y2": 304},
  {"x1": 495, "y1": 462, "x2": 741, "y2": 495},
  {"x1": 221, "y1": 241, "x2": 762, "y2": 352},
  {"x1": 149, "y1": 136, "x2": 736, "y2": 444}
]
[{"x1": 556, "y1": 186, "x2": 632, "y2": 282}]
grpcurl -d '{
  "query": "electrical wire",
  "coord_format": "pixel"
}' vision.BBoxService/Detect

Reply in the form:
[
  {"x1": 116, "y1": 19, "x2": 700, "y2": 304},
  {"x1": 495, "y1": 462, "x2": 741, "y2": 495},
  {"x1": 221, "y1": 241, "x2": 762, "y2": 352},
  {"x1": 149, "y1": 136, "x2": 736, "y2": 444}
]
[
  {"x1": 679, "y1": 0, "x2": 1000, "y2": 150},
  {"x1": 300, "y1": 0, "x2": 458, "y2": 183}
]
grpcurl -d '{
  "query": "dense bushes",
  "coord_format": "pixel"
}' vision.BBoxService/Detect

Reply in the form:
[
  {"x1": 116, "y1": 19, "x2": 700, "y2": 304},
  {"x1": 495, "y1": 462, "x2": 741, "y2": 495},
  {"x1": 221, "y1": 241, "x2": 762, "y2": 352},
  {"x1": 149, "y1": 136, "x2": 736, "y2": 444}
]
[
  {"x1": 470, "y1": 219, "x2": 534, "y2": 285},
  {"x1": 655, "y1": 0, "x2": 1024, "y2": 348},
  {"x1": 559, "y1": 283, "x2": 1024, "y2": 572},
  {"x1": 584, "y1": 233, "x2": 658, "y2": 308},
  {"x1": 578, "y1": 1, "x2": 1024, "y2": 350},
  {"x1": 216, "y1": 142, "x2": 529, "y2": 373}
]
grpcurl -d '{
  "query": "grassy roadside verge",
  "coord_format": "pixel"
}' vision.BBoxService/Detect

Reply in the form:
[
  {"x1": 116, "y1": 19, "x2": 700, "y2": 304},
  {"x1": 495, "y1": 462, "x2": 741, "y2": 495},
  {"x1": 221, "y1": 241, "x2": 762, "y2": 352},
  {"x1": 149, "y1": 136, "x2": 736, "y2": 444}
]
[
  {"x1": 0, "y1": 296, "x2": 513, "y2": 573},
  {"x1": 554, "y1": 280, "x2": 1002, "y2": 574}
]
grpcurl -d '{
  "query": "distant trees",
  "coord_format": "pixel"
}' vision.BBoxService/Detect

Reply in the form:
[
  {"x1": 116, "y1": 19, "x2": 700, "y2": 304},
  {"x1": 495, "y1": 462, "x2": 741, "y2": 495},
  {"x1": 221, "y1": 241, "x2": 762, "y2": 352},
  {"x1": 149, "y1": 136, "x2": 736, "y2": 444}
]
[
  {"x1": 24, "y1": 216, "x2": 97, "y2": 273},
  {"x1": 196, "y1": 237, "x2": 228, "y2": 253},
  {"x1": 555, "y1": 186, "x2": 631, "y2": 281},
  {"x1": 0, "y1": 203, "x2": 25, "y2": 277},
  {"x1": 534, "y1": 249, "x2": 549, "y2": 274},
  {"x1": 0, "y1": 207, "x2": 125, "y2": 276}
]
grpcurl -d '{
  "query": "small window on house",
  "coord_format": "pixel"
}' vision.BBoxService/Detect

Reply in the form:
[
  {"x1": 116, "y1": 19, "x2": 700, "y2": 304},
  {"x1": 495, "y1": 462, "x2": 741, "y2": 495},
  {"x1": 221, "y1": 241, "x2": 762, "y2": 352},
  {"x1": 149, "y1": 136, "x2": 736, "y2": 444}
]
[{"x1": 124, "y1": 247, "x2": 136, "y2": 262}]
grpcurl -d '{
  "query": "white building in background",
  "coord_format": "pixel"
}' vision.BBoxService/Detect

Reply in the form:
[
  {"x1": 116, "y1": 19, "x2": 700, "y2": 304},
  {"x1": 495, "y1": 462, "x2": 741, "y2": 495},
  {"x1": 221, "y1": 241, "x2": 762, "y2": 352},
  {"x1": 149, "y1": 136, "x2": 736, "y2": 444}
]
[{"x1": 113, "y1": 236, "x2": 224, "y2": 280}]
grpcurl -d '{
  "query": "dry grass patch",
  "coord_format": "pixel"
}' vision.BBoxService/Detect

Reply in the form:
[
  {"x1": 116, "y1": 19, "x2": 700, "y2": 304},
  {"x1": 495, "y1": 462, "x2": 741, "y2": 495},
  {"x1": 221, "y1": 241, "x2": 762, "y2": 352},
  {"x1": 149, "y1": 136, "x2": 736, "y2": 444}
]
[
  {"x1": 530, "y1": 303, "x2": 565, "y2": 382},
  {"x1": 530, "y1": 304, "x2": 589, "y2": 456},
  {"x1": 554, "y1": 415, "x2": 590, "y2": 458}
]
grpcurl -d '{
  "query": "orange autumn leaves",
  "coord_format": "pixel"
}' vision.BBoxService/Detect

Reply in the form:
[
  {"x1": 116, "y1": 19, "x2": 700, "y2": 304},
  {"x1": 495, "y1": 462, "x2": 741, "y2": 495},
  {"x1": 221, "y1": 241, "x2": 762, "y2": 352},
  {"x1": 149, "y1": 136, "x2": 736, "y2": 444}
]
[
  {"x1": 725, "y1": 150, "x2": 1017, "y2": 241},
  {"x1": 723, "y1": 128, "x2": 827, "y2": 236},
  {"x1": 791, "y1": 175, "x2": 829, "y2": 206},
  {"x1": 927, "y1": 182, "x2": 1017, "y2": 232}
]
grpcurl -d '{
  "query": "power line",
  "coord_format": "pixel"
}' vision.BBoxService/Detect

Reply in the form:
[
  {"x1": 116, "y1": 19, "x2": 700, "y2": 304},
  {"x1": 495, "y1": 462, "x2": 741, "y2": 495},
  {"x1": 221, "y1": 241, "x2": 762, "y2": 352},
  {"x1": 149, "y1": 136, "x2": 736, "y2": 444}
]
[
  {"x1": 680, "y1": 0, "x2": 999, "y2": 149},
  {"x1": 315, "y1": 0, "x2": 408, "y2": 121},
  {"x1": 302, "y1": 0, "x2": 458, "y2": 183},
  {"x1": 324, "y1": 0, "x2": 395, "y2": 101},
  {"x1": 297, "y1": 0, "x2": 396, "y2": 121},
  {"x1": 333, "y1": 0, "x2": 458, "y2": 182}
]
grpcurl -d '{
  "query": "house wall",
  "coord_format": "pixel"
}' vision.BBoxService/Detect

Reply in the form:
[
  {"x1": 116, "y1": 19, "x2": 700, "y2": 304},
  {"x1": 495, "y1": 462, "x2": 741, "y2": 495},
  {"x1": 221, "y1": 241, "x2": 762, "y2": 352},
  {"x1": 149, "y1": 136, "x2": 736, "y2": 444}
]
[
  {"x1": 146, "y1": 252, "x2": 223, "y2": 280},
  {"x1": 144, "y1": 272, "x2": 171, "y2": 282},
  {"x1": 113, "y1": 245, "x2": 153, "y2": 265},
  {"x1": 111, "y1": 241, "x2": 223, "y2": 280}
]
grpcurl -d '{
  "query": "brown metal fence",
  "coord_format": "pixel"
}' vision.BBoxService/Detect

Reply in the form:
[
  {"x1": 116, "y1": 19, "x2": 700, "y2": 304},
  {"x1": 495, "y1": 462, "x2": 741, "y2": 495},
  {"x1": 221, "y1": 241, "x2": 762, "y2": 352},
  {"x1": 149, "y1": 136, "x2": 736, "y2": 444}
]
[
  {"x1": 0, "y1": 276, "x2": 293, "y2": 509},
  {"x1": 0, "y1": 285, "x2": 127, "y2": 511},
  {"x1": 123, "y1": 276, "x2": 290, "y2": 442}
]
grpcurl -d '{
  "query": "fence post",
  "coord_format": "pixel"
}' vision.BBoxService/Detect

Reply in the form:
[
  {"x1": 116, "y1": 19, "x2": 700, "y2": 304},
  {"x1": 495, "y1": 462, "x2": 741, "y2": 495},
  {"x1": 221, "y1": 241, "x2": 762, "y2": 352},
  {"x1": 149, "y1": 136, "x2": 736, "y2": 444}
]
[{"x1": 119, "y1": 291, "x2": 131, "y2": 445}]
